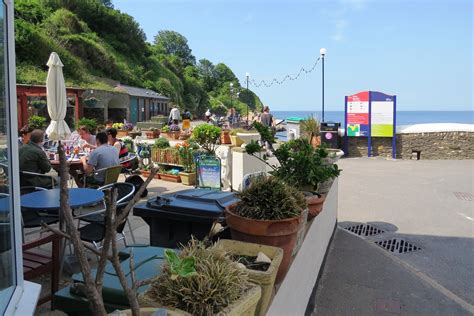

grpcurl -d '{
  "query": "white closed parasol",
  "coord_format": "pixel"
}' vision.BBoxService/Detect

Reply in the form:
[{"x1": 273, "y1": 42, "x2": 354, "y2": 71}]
[{"x1": 45, "y1": 52, "x2": 71, "y2": 140}]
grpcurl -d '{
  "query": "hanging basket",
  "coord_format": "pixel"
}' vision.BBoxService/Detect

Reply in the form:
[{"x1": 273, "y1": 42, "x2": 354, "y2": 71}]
[{"x1": 84, "y1": 98, "x2": 99, "y2": 107}]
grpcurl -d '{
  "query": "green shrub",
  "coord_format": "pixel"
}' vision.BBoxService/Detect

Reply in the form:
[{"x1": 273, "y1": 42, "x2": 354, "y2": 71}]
[
  {"x1": 235, "y1": 175, "x2": 306, "y2": 220},
  {"x1": 191, "y1": 124, "x2": 221, "y2": 154},
  {"x1": 153, "y1": 137, "x2": 170, "y2": 149},
  {"x1": 76, "y1": 117, "x2": 97, "y2": 133},
  {"x1": 28, "y1": 115, "x2": 47, "y2": 130}
]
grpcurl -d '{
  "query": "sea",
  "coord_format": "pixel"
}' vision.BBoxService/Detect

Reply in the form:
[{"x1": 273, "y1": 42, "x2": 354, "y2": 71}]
[{"x1": 272, "y1": 111, "x2": 474, "y2": 126}]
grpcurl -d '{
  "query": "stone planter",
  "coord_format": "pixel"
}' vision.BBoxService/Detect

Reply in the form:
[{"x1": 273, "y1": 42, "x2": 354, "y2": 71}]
[
  {"x1": 128, "y1": 131, "x2": 141, "y2": 139},
  {"x1": 225, "y1": 205, "x2": 303, "y2": 283},
  {"x1": 318, "y1": 178, "x2": 334, "y2": 195},
  {"x1": 230, "y1": 135, "x2": 244, "y2": 147},
  {"x1": 179, "y1": 172, "x2": 196, "y2": 186},
  {"x1": 236, "y1": 132, "x2": 261, "y2": 145},
  {"x1": 158, "y1": 173, "x2": 181, "y2": 183},
  {"x1": 215, "y1": 239, "x2": 283, "y2": 316},
  {"x1": 138, "y1": 284, "x2": 261, "y2": 316}
]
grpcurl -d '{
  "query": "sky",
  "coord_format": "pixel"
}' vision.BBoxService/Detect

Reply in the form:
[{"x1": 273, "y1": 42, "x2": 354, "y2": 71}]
[{"x1": 113, "y1": 0, "x2": 472, "y2": 111}]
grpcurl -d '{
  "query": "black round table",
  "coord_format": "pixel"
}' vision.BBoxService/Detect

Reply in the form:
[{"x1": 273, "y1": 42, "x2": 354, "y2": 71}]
[{"x1": 21, "y1": 188, "x2": 104, "y2": 210}]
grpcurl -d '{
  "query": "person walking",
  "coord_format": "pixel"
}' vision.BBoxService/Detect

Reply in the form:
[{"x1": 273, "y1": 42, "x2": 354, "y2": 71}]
[
  {"x1": 168, "y1": 106, "x2": 180, "y2": 125},
  {"x1": 260, "y1": 105, "x2": 275, "y2": 150},
  {"x1": 182, "y1": 109, "x2": 192, "y2": 130}
]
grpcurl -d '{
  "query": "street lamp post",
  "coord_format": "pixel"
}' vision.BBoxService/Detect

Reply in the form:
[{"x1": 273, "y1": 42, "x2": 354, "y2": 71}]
[
  {"x1": 320, "y1": 48, "x2": 326, "y2": 122},
  {"x1": 245, "y1": 72, "x2": 250, "y2": 126},
  {"x1": 229, "y1": 82, "x2": 234, "y2": 109}
]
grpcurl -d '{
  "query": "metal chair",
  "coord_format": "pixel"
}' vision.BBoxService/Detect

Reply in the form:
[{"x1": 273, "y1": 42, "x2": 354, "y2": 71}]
[
  {"x1": 84, "y1": 165, "x2": 123, "y2": 188},
  {"x1": 78, "y1": 183, "x2": 136, "y2": 249},
  {"x1": 79, "y1": 182, "x2": 136, "y2": 244},
  {"x1": 20, "y1": 170, "x2": 56, "y2": 189},
  {"x1": 120, "y1": 154, "x2": 139, "y2": 180}
]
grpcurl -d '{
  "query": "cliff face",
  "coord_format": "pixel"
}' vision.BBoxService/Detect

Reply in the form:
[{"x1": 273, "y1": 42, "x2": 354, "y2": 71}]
[{"x1": 14, "y1": 0, "x2": 262, "y2": 115}]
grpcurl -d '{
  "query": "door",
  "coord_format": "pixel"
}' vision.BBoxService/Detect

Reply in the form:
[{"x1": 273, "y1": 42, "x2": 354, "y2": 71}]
[{"x1": 130, "y1": 97, "x2": 138, "y2": 124}]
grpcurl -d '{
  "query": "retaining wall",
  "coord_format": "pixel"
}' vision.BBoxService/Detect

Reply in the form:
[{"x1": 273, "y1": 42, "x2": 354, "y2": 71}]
[{"x1": 345, "y1": 131, "x2": 474, "y2": 159}]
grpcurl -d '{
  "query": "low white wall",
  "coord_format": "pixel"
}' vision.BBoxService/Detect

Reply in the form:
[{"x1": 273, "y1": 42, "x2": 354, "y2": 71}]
[
  {"x1": 267, "y1": 178, "x2": 338, "y2": 316},
  {"x1": 231, "y1": 148, "x2": 277, "y2": 192}
]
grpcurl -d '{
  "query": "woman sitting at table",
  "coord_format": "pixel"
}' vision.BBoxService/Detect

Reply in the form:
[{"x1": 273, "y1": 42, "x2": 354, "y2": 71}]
[
  {"x1": 18, "y1": 125, "x2": 33, "y2": 146},
  {"x1": 80, "y1": 132, "x2": 119, "y2": 186},
  {"x1": 106, "y1": 128, "x2": 132, "y2": 169},
  {"x1": 78, "y1": 126, "x2": 96, "y2": 151}
]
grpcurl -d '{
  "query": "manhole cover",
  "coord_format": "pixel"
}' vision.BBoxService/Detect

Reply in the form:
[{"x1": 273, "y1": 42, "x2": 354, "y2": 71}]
[
  {"x1": 376, "y1": 238, "x2": 420, "y2": 254},
  {"x1": 453, "y1": 192, "x2": 473, "y2": 201},
  {"x1": 344, "y1": 224, "x2": 385, "y2": 237}
]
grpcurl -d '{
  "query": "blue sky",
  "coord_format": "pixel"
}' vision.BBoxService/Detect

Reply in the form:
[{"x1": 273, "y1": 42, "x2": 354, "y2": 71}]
[{"x1": 114, "y1": 0, "x2": 472, "y2": 111}]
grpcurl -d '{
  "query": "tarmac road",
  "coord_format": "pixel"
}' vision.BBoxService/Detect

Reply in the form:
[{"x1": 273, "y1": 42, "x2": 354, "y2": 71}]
[{"x1": 312, "y1": 158, "x2": 474, "y2": 315}]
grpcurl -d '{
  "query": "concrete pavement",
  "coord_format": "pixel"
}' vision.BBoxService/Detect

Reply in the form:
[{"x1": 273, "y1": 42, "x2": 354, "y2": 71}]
[{"x1": 311, "y1": 158, "x2": 474, "y2": 315}]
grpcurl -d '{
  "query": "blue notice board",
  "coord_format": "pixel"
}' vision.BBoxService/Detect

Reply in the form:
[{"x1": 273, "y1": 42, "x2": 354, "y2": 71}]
[{"x1": 196, "y1": 155, "x2": 221, "y2": 190}]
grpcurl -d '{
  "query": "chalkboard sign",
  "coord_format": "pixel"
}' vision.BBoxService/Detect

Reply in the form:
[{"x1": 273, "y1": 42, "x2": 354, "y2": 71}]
[{"x1": 196, "y1": 155, "x2": 221, "y2": 190}]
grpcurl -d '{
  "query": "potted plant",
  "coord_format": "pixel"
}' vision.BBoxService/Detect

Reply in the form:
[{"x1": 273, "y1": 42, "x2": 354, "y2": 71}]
[
  {"x1": 151, "y1": 138, "x2": 172, "y2": 164},
  {"x1": 176, "y1": 142, "x2": 196, "y2": 186},
  {"x1": 145, "y1": 127, "x2": 160, "y2": 139},
  {"x1": 122, "y1": 136, "x2": 134, "y2": 153},
  {"x1": 140, "y1": 164, "x2": 159, "y2": 179},
  {"x1": 214, "y1": 239, "x2": 283, "y2": 316},
  {"x1": 225, "y1": 175, "x2": 307, "y2": 283},
  {"x1": 220, "y1": 129, "x2": 232, "y2": 144},
  {"x1": 27, "y1": 115, "x2": 47, "y2": 130},
  {"x1": 301, "y1": 115, "x2": 321, "y2": 148},
  {"x1": 139, "y1": 240, "x2": 261, "y2": 315},
  {"x1": 158, "y1": 168, "x2": 181, "y2": 182},
  {"x1": 191, "y1": 124, "x2": 221, "y2": 155},
  {"x1": 83, "y1": 96, "x2": 99, "y2": 107}
]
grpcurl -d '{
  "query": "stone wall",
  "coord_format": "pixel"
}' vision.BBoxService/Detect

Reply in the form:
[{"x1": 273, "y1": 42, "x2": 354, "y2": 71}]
[{"x1": 345, "y1": 131, "x2": 474, "y2": 160}]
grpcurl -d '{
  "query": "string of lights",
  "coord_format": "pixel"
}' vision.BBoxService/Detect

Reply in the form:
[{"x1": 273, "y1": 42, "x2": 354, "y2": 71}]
[{"x1": 244, "y1": 56, "x2": 321, "y2": 88}]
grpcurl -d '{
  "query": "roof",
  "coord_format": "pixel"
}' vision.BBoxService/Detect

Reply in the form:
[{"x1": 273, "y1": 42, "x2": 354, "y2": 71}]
[{"x1": 114, "y1": 84, "x2": 170, "y2": 100}]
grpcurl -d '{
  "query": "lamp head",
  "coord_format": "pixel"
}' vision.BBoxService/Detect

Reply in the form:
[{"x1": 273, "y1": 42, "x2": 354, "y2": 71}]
[
  {"x1": 245, "y1": 72, "x2": 250, "y2": 78},
  {"x1": 229, "y1": 82, "x2": 233, "y2": 87},
  {"x1": 320, "y1": 48, "x2": 327, "y2": 56}
]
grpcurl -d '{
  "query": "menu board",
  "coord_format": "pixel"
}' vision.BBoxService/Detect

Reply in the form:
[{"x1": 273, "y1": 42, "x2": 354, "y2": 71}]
[
  {"x1": 196, "y1": 156, "x2": 221, "y2": 190},
  {"x1": 346, "y1": 91, "x2": 369, "y2": 136},
  {"x1": 370, "y1": 92, "x2": 395, "y2": 137}
]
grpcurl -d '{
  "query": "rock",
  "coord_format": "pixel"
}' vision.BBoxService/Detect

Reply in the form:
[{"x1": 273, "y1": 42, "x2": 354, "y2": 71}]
[
  {"x1": 256, "y1": 252, "x2": 272, "y2": 264},
  {"x1": 235, "y1": 262, "x2": 247, "y2": 270}
]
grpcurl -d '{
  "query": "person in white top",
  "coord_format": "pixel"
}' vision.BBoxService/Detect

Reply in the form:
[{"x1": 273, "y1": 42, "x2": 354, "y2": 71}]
[{"x1": 168, "y1": 107, "x2": 180, "y2": 125}]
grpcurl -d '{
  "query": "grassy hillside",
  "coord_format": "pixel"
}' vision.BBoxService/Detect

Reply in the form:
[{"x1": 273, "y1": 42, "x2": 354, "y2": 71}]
[{"x1": 14, "y1": 0, "x2": 263, "y2": 116}]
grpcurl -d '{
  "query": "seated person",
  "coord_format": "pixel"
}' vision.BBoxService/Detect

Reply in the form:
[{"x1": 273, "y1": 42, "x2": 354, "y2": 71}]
[
  {"x1": 106, "y1": 128, "x2": 133, "y2": 169},
  {"x1": 18, "y1": 125, "x2": 33, "y2": 146},
  {"x1": 80, "y1": 132, "x2": 119, "y2": 186},
  {"x1": 19, "y1": 129, "x2": 54, "y2": 188},
  {"x1": 78, "y1": 126, "x2": 96, "y2": 150},
  {"x1": 169, "y1": 119, "x2": 180, "y2": 132}
]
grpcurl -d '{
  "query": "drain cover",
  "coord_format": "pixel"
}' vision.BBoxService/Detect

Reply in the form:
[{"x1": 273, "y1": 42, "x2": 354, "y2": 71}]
[
  {"x1": 344, "y1": 224, "x2": 385, "y2": 237},
  {"x1": 376, "y1": 238, "x2": 420, "y2": 254},
  {"x1": 453, "y1": 192, "x2": 473, "y2": 201}
]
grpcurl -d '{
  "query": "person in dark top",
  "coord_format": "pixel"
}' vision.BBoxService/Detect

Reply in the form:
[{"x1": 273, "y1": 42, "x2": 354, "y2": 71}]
[
  {"x1": 260, "y1": 106, "x2": 275, "y2": 128},
  {"x1": 19, "y1": 129, "x2": 53, "y2": 188},
  {"x1": 18, "y1": 125, "x2": 33, "y2": 146}
]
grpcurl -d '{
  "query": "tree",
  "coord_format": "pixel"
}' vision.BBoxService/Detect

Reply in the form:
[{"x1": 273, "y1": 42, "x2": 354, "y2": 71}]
[
  {"x1": 214, "y1": 63, "x2": 238, "y2": 90},
  {"x1": 197, "y1": 58, "x2": 217, "y2": 92},
  {"x1": 154, "y1": 30, "x2": 196, "y2": 66}
]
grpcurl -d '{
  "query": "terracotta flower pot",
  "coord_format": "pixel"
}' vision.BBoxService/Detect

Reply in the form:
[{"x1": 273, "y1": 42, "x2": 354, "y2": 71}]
[
  {"x1": 159, "y1": 173, "x2": 181, "y2": 182},
  {"x1": 306, "y1": 192, "x2": 326, "y2": 220},
  {"x1": 179, "y1": 172, "x2": 196, "y2": 186},
  {"x1": 225, "y1": 205, "x2": 303, "y2": 283},
  {"x1": 221, "y1": 130, "x2": 231, "y2": 144}
]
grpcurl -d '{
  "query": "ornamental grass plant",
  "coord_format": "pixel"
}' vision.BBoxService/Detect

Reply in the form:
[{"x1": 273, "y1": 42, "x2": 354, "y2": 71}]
[
  {"x1": 144, "y1": 239, "x2": 251, "y2": 316},
  {"x1": 234, "y1": 175, "x2": 306, "y2": 220}
]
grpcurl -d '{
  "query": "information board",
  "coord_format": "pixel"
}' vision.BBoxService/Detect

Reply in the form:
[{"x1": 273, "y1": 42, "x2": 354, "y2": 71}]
[
  {"x1": 196, "y1": 155, "x2": 221, "y2": 190},
  {"x1": 344, "y1": 90, "x2": 397, "y2": 158},
  {"x1": 370, "y1": 92, "x2": 395, "y2": 137},
  {"x1": 346, "y1": 91, "x2": 369, "y2": 136}
]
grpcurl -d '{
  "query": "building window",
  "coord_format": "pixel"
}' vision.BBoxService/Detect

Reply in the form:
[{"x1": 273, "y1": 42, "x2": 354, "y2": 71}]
[{"x1": 0, "y1": 1, "x2": 21, "y2": 313}]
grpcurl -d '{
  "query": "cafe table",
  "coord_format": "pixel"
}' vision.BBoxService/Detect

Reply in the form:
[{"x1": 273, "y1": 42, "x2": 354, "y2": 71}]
[
  {"x1": 50, "y1": 158, "x2": 85, "y2": 187},
  {"x1": 21, "y1": 188, "x2": 104, "y2": 211}
]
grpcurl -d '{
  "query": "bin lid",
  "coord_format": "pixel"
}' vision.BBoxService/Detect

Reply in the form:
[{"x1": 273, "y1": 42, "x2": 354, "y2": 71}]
[
  {"x1": 286, "y1": 117, "x2": 305, "y2": 123},
  {"x1": 139, "y1": 188, "x2": 240, "y2": 220}
]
